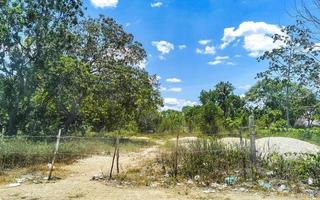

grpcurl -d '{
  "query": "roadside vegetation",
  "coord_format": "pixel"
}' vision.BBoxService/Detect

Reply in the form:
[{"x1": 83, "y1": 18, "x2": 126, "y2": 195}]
[
  {"x1": 162, "y1": 139, "x2": 320, "y2": 186},
  {"x1": 1, "y1": 0, "x2": 320, "y2": 198},
  {"x1": 0, "y1": 137, "x2": 153, "y2": 169}
]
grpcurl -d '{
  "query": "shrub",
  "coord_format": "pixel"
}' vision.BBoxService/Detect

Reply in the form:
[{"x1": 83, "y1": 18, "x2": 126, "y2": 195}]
[{"x1": 160, "y1": 138, "x2": 320, "y2": 186}]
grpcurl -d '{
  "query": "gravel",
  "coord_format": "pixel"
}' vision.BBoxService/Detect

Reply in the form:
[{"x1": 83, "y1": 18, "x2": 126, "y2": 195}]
[{"x1": 220, "y1": 137, "x2": 320, "y2": 155}]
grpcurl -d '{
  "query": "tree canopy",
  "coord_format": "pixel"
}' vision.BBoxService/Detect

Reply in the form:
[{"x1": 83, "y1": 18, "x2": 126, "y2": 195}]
[{"x1": 0, "y1": 0, "x2": 162, "y2": 135}]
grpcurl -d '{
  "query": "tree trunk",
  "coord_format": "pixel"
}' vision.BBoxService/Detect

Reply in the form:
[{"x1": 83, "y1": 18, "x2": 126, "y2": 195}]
[
  {"x1": 285, "y1": 84, "x2": 290, "y2": 129},
  {"x1": 8, "y1": 108, "x2": 18, "y2": 136}
]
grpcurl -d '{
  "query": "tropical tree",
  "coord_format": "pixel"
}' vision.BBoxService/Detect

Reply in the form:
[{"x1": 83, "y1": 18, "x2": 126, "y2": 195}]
[
  {"x1": 0, "y1": 1, "x2": 162, "y2": 135},
  {"x1": 182, "y1": 105, "x2": 202, "y2": 133},
  {"x1": 157, "y1": 110, "x2": 185, "y2": 133},
  {"x1": 258, "y1": 21, "x2": 320, "y2": 128},
  {"x1": 199, "y1": 103, "x2": 223, "y2": 135},
  {"x1": 245, "y1": 79, "x2": 317, "y2": 127},
  {"x1": 0, "y1": 0, "x2": 83, "y2": 135}
]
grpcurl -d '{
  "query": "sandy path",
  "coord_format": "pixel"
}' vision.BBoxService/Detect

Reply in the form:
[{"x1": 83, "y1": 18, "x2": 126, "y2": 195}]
[{"x1": 0, "y1": 143, "x2": 312, "y2": 200}]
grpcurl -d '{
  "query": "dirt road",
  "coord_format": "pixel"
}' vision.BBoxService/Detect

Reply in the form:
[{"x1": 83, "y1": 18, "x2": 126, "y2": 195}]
[{"x1": 0, "y1": 143, "x2": 312, "y2": 200}]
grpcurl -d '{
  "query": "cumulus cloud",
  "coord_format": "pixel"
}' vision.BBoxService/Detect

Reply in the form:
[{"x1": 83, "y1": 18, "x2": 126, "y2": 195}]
[
  {"x1": 168, "y1": 87, "x2": 182, "y2": 93},
  {"x1": 90, "y1": 0, "x2": 118, "y2": 8},
  {"x1": 136, "y1": 59, "x2": 147, "y2": 69},
  {"x1": 208, "y1": 60, "x2": 223, "y2": 65},
  {"x1": 178, "y1": 45, "x2": 187, "y2": 50},
  {"x1": 162, "y1": 98, "x2": 198, "y2": 111},
  {"x1": 220, "y1": 21, "x2": 283, "y2": 57},
  {"x1": 238, "y1": 84, "x2": 252, "y2": 90},
  {"x1": 208, "y1": 56, "x2": 230, "y2": 65},
  {"x1": 166, "y1": 78, "x2": 182, "y2": 83},
  {"x1": 152, "y1": 40, "x2": 174, "y2": 59},
  {"x1": 198, "y1": 40, "x2": 211, "y2": 45},
  {"x1": 196, "y1": 46, "x2": 216, "y2": 55},
  {"x1": 151, "y1": 1, "x2": 163, "y2": 8}
]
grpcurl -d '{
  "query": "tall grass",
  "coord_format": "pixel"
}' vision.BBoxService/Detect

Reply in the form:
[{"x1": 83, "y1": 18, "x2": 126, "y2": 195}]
[
  {"x1": 0, "y1": 137, "x2": 152, "y2": 169},
  {"x1": 161, "y1": 138, "x2": 320, "y2": 186}
]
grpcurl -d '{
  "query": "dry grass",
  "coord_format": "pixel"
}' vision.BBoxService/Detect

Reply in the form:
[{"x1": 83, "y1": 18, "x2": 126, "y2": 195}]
[
  {"x1": 0, "y1": 137, "x2": 153, "y2": 185},
  {"x1": 0, "y1": 162, "x2": 71, "y2": 184}
]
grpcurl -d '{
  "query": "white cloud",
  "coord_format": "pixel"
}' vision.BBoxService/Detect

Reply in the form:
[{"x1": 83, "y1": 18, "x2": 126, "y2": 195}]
[
  {"x1": 215, "y1": 56, "x2": 229, "y2": 60},
  {"x1": 160, "y1": 86, "x2": 167, "y2": 91},
  {"x1": 158, "y1": 55, "x2": 166, "y2": 60},
  {"x1": 196, "y1": 48, "x2": 202, "y2": 54},
  {"x1": 196, "y1": 46, "x2": 216, "y2": 55},
  {"x1": 90, "y1": 0, "x2": 118, "y2": 8},
  {"x1": 234, "y1": 54, "x2": 241, "y2": 58},
  {"x1": 166, "y1": 78, "x2": 182, "y2": 83},
  {"x1": 162, "y1": 98, "x2": 198, "y2": 111},
  {"x1": 314, "y1": 43, "x2": 320, "y2": 51},
  {"x1": 208, "y1": 56, "x2": 230, "y2": 66},
  {"x1": 238, "y1": 84, "x2": 252, "y2": 90},
  {"x1": 178, "y1": 45, "x2": 187, "y2": 50},
  {"x1": 168, "y1": 87, "x2": 182, "y2": 92},
  {"x1": 152, "y1": 40, "x2": 174, "y2": 59},
  {"x1": 208, "y1": 60, "x2": 223, "y2": 65},
  {"x1": 220, "y1": 21, "x2": 283, "y2": 57},
  {"x1": 199, "y1": 40, "x2": 211, "y2": 45},
  {"x1": 226, "y1": 62, "x2": 235, "y2": 65},
  {"x1": 136, "y1": 59, "x2": 147, "y2": 69},
  {"x1": 151, "y1": 1, "x2": 163, "y2": 8}
]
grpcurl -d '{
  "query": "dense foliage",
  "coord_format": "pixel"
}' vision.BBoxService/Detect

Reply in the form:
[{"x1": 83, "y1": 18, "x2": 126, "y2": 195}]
[{"x1": 0, "y1": 0, "x2": 162, "y2": 135}]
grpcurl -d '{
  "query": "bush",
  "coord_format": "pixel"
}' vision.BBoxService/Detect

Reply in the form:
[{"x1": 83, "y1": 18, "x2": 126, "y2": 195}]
[{"x1": 160, "y1": 138, "x2": 320, "y2": 186}]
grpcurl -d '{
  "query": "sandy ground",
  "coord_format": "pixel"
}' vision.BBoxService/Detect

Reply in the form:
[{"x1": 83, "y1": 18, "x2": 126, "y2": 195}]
[{"x1": 0, "y1": 139, "x2": 314, "y2": 200}]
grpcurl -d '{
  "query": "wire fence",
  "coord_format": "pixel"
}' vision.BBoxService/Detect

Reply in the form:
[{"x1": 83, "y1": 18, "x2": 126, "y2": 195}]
[
  {"x1": 0, "y1": 131, "x2": 151, "y2": 180},
  {"x1": 169, "y1": 115, "x2": 258, "y2": 180}
]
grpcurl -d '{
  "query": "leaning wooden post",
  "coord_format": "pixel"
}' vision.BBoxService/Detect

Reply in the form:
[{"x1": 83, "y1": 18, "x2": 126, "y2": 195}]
[
  {"x1": 116, "y1": 136, "x2": 120, "y2": 174},
  {"x1": 109, "y1": 136, "x2": 118, "y2": 180},
  {"x1": 48, "y1": 128, "x2": 62, "y2": 180},
  {"x1": 239, "y1": 127, "x2": 246, "y2": 179},
  {"x1": 249, "y1": 115, "x2": 257, "y2": 180}
]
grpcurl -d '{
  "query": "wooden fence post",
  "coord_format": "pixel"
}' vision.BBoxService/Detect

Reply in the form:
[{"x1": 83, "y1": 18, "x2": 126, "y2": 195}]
[
  {"x1": 249, "y1": 115, "x2": 257, "y2": 180},
  {"x1": 239, "y1": 127, "x2": 246, "y2": 178},
  {"x1": 116, "y1": 137, "x2": 120, "y2": 174},
  {"x1": 48, "y1": 128, "x2": 62, "y2": 180},
  {"x1": 109, "y1": 136, "x2": 119, "y2": 180}
]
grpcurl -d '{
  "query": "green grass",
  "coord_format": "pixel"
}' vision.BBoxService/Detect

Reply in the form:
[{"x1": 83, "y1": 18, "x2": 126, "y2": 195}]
[
  {"x1": 160, "y1": 138, "x2": 320, "y2": 187},
  {"x1": 0, "y1": 136, "x2": 153, "y2": 170}
]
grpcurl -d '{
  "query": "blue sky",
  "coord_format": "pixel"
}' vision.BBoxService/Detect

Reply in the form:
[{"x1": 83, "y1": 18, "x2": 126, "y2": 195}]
[{"x1": 84, "y1": 0, "x2": 297, "y2": 110}]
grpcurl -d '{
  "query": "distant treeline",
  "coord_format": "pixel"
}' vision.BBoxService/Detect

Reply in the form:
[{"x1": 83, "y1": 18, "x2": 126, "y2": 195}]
[{"x1": 0, "y1": 1, "x2": 319, "y2": 136}]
